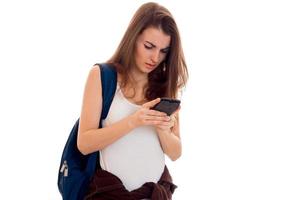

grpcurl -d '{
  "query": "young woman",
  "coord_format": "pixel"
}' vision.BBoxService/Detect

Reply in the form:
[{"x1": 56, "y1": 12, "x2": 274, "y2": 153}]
[{"x1": 77, "y1": 2, "x2": 188, "y2": 199}]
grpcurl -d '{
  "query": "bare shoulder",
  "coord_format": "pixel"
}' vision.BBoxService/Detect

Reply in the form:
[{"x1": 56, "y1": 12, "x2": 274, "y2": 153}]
[
  {"x1": 86, "y1": 64, "x2": 103, "y2": 89},
  {"x1": 90, "y1": 64, "x2": 101, "y2": 78}
]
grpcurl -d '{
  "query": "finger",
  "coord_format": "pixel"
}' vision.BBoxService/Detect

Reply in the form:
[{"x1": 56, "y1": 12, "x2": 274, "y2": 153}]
[
  {"x1": 169, "y1": 114, "x2": 176, "y2": 122},
  {"x1": 156, "y1": 124, "x2": 172, "y2": 131},
  {"x1": 165, "y1": 119, "x2": 175, "y2": 127},
  {"x1": 155, "y1": 120, "x2": 173, "y2": 127},
  {"x1": 143, "y1": 116, "x2": 171, "y2": 126},
  {"x1": 142, "y1": 98, "x2": 161, "y2": 109},
  {"x1": 145, "y1": 109, "x2": 167, "y2": 117},
  {"x1": 143, "y1": 119, "x2": 162, "y2": 126},
  {"x1": 144, "y1": 115, "x2": 168, "y2": 122},
  {"x1": 170, "y1": 107, "x2": 180, "y2": 120}
]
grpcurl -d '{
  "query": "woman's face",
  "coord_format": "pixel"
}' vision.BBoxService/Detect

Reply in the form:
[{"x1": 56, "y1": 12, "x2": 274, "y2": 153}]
[{"x1": 134, "y1": 27, "x2": 171, "y2": 74}]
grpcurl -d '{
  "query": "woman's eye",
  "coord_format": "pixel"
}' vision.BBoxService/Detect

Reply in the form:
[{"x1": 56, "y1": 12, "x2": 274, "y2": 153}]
[{"x1": 144, "y1": 44, "x2": 152, "y2": 49}]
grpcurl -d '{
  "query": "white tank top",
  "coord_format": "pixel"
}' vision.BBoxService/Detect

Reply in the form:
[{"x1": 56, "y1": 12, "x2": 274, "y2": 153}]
[{"x1": 99, "y1": 83, "x2": 165, "y2": 192}]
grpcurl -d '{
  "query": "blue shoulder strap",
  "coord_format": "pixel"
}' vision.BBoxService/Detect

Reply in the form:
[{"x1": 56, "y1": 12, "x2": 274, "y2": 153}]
[{"x1": 98, "y1": 63, "x2": 117, "y2": 126}]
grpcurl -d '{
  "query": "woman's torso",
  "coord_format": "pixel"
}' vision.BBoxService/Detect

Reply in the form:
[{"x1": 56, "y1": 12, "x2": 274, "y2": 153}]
[{"x1": 99, "y1": 82, "x2": 165, "y2": 192}]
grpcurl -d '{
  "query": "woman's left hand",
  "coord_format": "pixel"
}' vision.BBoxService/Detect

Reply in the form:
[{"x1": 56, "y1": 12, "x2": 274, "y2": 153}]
[{"x1": 155, "y1": 107, "x2": 180, "y2": 134}]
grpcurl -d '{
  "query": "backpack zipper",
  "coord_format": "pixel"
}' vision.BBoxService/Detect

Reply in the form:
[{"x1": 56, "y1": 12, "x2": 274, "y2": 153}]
[{"x1": 60, "y1": 160, "x2": 68, "y2": 177}]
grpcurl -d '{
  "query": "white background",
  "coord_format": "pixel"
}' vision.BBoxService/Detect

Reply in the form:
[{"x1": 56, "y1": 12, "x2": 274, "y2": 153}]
[{"x1": 0, "y1": 0, "x2": 299, "y2": 199}]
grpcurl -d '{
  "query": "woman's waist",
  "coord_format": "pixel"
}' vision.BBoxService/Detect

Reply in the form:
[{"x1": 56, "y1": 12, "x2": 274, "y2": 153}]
[{"x1": 100, "y1": 148, "x2": 165, "y2": 172}]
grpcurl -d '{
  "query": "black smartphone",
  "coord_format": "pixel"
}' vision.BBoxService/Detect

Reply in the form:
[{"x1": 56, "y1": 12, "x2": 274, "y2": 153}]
[{"x1": 151, "y1": 98, "x2": 181, "y2": 116}]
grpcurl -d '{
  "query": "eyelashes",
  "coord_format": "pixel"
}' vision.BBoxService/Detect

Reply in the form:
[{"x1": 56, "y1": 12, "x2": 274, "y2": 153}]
[
  {"x1": 161, "y1": 49, "x2": 169, "y2": 54},
  {"x1": 144, "y1": 44, "x2": 152, "y2": 49},
  {"x1": 144, "y1": 44, "x2": 168, "y2": 54}
]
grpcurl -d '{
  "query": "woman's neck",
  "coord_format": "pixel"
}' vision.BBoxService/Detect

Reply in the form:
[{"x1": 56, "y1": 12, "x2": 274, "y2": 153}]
[{"x1": 129, "y1": 68, "x2": 148, "y2": 89}]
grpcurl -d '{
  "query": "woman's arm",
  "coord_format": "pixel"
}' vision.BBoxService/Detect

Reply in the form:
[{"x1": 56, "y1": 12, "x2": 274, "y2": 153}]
[
  {"x1": 77, "y1": 65, "x2": 137, "y2": 155},
  {"x1": 155, "y1": 111, "x2": 182, "y2": 161}
]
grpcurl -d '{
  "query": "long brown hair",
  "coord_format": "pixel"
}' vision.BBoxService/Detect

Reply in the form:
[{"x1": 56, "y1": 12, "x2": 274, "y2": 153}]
[{"x1": 108, "y1": 2, "x2": 188, "y2": 101}]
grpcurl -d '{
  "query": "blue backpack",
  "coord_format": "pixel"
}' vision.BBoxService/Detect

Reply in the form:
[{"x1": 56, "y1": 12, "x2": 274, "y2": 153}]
[{"x1": 58, "y1": 63, "x2": 117, "y2": 200}]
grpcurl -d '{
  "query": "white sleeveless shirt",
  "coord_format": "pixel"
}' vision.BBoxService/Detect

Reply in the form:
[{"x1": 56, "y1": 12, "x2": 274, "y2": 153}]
[{"x1": 99, "y1": 83, "x2": 165, "y2": 192}]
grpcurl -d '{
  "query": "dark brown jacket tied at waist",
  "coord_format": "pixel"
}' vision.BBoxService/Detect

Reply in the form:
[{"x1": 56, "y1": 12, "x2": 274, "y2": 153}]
[{"x1": 84, "y1": 165, "x2": 177, "y2": 200}]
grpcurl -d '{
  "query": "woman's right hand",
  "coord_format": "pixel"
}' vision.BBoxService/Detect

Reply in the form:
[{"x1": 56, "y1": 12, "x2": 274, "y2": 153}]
[{"x1": 129, "y1": 98, "x2": 170, "y2": 128}]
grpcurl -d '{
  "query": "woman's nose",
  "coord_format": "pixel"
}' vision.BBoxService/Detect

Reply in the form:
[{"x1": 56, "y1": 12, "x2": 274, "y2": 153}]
[{"x1": 151, "y1": 51, "x2": 160, "y2": 63}]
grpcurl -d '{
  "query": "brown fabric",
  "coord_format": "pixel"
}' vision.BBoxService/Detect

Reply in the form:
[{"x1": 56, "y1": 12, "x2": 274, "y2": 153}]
[{"x1": 84, "y1": 165, "x2": 177, "y2": 200}]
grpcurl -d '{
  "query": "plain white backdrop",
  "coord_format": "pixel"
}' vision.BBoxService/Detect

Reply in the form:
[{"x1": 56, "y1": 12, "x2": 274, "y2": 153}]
[{"x1": 0, "y1": 0, "x2": 299, "y2": 199}]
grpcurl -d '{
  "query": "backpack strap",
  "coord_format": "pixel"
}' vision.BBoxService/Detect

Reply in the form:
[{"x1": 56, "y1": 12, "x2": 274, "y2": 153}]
[{"x1": 97, "y1": 63, "x2": 117, "y2": 126}]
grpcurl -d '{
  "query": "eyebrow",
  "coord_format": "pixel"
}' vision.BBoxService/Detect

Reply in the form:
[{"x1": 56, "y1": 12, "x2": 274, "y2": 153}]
[{"x1": 145, "y1": 41, "x2": 170, "y2": 51}]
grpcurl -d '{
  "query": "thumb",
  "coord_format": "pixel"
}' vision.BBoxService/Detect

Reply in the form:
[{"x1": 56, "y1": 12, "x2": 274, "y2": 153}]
[{"x1": 143, "y1": 98, "x2": 161, "y2": 109}]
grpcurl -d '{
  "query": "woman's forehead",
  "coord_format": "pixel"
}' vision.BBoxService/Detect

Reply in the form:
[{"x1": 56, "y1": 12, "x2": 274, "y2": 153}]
[{"x1": 140, "y1": 27, "x2": 171, "y2": 49}]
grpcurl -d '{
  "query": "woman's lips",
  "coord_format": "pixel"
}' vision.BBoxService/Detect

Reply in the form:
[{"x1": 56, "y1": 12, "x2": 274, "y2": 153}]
[{"x1": 145, "y1": 63, "x2": 156, "y2": 69}]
